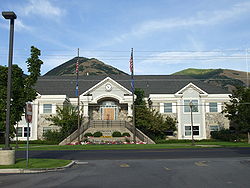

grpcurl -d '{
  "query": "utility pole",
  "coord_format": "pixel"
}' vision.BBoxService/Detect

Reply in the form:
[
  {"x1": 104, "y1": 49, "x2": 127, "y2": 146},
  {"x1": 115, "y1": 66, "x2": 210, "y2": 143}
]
[{"x1": 2, "y1": 11, "x2": 16, "y2": 150}]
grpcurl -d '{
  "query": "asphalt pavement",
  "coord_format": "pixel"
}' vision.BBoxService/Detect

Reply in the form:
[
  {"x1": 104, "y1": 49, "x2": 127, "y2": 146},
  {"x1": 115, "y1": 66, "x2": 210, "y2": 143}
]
[
  {"x1": 1, "y1": 157, "x2": 250, "y2": 188},
  {"x1": 16, "y1": 147, "x2": 250, "y2": 160}
]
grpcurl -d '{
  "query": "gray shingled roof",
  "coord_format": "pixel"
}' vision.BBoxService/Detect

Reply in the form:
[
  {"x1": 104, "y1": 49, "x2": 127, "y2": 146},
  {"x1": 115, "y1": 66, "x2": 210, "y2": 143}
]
[{"x1": 34, "y1": 75, "x2": 230, "y2": 98}]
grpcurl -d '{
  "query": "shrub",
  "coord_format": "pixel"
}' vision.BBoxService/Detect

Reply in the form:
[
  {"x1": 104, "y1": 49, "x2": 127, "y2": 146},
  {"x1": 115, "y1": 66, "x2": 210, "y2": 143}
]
[
  {"x1": 112, "y1": 131, "x2": 122, "y2": 137},
  {"x1": 122, "y1": 132, "x2": 130, "y2": 137},
  {"x1": 84, "y1": 132, "x2": 93, "y2": 137},
  {"x1": 211, "y1": 129, "x2": 247, "y2": 142},
  {"x1": 43, "y1": 130, "x2": 63, "y2": 144},
  {"x1": 155, "y1": 139, "x2": 218, "y2": 144},
  {"x1": 93, "y1": 131, "x2": 103, "y2": 137},
  {"x1": 10, "y1": 139, "x2": 58, "y2": 145}
]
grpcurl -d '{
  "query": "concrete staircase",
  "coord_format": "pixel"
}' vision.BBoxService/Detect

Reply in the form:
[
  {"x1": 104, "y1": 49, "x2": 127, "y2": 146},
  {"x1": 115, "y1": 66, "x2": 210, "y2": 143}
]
[{"x1": 59, "y1": 120, "x2": 155, "y2": 145}]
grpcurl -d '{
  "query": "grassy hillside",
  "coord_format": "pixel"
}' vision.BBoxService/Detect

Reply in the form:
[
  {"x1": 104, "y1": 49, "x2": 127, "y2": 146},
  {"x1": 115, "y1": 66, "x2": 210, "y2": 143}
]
[
  {"x1": 173, "y1": 68, "x2": 247, "y2": 92},
  {"x1": 173, "y1": 68, "x2": 219, "y2": 76},
  {"x1": 44, "y1": 57, "x2": 128, "y2": 76}
]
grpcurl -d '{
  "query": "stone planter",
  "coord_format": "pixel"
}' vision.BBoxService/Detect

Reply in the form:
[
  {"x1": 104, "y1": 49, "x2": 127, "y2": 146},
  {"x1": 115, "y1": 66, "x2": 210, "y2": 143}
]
[{"x1": 0, "y1": 150, "x2": 15, "y2": 165}]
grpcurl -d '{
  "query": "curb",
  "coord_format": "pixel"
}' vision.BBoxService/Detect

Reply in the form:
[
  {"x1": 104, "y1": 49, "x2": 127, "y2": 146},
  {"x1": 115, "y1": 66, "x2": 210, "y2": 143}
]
[{"x1": 0, "y1": 160, "x2": 76, "y2": 174}]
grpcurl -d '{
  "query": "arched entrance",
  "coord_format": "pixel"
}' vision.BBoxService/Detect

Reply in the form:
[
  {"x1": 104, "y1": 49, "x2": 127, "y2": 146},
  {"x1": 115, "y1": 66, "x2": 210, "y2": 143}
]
[{"x1": 99, "y1": 99, "x2": 118, "y2": 120}]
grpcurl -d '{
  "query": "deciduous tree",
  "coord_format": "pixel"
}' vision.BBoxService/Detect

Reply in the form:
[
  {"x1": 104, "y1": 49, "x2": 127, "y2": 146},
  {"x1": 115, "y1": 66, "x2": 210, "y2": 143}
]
[
  {"x1": 44, "y1": 104, "x2": 83, "y2": 143},
  {"x1": 223, "y1": 86, "x2": 250, "y2": 142},
  {"x1": 134, "y1": 88, "x2": 177, "y2": 140},
  {"x1": 0, "y1": 46, "x2": 43, "y2": 138}
]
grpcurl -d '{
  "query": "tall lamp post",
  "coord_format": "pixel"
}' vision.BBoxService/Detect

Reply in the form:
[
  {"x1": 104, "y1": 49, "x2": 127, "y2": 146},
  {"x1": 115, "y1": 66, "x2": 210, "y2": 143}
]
[
  {"x1": 189, "y1": 101, "x2": 195, "y2": 146},
  {"x1": 2, "y1": 11, "x2": 17, "y2": 150}
]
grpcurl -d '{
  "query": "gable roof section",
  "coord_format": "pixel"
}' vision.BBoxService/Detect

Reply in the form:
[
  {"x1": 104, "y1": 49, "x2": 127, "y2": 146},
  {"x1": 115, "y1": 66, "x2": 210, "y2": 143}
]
[
  {"x1": 34, "y1": 75, "x2": 230, "y2": 98},
  {"x1": 175, "y1": 82, "x2": 208, "y2": 96},
  {"x1": 81, "y1": 76, "x2": 132, "y2": 96}
]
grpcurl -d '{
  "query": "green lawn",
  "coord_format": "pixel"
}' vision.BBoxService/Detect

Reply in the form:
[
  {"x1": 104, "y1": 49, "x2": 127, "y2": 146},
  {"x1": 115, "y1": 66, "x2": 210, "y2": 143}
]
[
  {"x1": 0, "y1": 158, "x2": 71, "y2": 169},
  {"x1": 0, "y1": 141, "x2": 249, "y2": 151}
]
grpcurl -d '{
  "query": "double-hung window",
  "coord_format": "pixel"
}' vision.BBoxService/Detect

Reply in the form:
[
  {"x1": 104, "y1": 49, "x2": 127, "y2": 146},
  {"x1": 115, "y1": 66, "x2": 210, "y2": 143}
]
[
  {"x1": 164, "y1": 103, "x2": 172, "y2": 113},
  {"x1": 209, "y1": 102, "x2": 218, "y2": 112},
  {"x1": 184, "y1": 100, "x2": 198, "y2": 112},
  {"x1": 210, "y1": 125, "x2": 219, "y2": 132},
  {"x1": 16, "y1": 127, "x2": 23, "y2": 137},
  {"x1": 43, "y1": 104, "x2": 52, "y2": 114},
  {"x1": 185, "y1": 126, "x2": 199, "y2": 136},
  {"x1": 24, "y1": 127, "x2": 31, "y2": 137}
]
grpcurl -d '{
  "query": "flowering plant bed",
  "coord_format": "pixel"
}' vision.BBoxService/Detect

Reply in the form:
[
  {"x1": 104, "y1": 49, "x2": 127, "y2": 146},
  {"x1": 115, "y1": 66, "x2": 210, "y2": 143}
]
[{"x1": 80, "y1": 141, "x2": 147, "y2": 145}]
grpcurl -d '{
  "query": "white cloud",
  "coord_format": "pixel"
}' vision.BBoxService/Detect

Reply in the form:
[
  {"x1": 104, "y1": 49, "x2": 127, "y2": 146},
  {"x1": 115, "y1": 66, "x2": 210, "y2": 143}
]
[
  {"x1": 15, "y1": 20, "x2": 32, "y2": 31},
  {"x1": 132, "y1": 1, "x2": 250, "y2": 37},
  {"x1": 0, "y1": 19, "x2": 32, "y2": 32},
  {"x1": 100, "y1": 1, "x2": 250, "y2": 47},
  {"x1": 134, "y1": 50, "x2": 248, "y2": 75},
  {"x1": 140, "y1": 51, "x2": 223, "y2": 65},
  {"x1": 22, "y1": 0, "x2": 65, "y2": 19}
]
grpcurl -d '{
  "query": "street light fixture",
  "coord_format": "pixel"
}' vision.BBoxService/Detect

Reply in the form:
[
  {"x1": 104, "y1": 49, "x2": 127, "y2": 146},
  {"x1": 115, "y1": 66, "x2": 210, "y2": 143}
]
[
  {"x1": 2, "y1": 11, "x2": 17, "y2": 150},
  {"x1": 189, "y1": 101, "x2": 195, "y2": 146}
]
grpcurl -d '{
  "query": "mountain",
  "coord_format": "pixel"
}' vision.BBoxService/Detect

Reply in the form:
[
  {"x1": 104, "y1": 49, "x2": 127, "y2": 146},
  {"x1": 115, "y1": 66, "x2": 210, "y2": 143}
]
[
  {"x1": 173, "y1": 68, "x2": 248, "y2": 92},
  {"x1": 44, "y1": 57, "x2": 128, "y2": 76}
]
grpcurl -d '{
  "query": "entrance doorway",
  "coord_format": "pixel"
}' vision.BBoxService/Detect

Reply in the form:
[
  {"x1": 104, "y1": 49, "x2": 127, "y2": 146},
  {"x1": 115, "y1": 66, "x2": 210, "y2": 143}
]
[
  {"x1": 103, "y1": 108, "x2": 115, "y2": 120},
  {"x1": 100, "y1": 101, "x2": 118, "y2": 120}
]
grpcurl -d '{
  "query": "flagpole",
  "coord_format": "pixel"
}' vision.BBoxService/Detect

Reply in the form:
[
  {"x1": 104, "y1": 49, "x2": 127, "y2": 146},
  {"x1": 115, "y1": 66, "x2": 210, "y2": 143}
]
[
  {"x1": 77, "y1": 48, "x2": 80, "y2": 143},
  {"x1": 130, "y1": 48, "x2": 136, "y2": 144}
]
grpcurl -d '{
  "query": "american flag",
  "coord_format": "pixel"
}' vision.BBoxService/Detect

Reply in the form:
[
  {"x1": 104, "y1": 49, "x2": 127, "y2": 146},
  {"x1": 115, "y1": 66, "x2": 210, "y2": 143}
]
[
  {"x1": 130, "y1": 48, "x2": 133, "y2": 73},
  {"x1": 76, "y1": 60, "x2": 79, "y2": 74},
  {"x1": 76, "y1": 60, "x2": 79, "y2": 97}
]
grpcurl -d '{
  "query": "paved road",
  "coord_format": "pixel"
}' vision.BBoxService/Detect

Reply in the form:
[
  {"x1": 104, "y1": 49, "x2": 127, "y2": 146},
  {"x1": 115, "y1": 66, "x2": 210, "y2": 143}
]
[
  {"x1": 1, "y1": 157, "x2": 250, "y2": 188},
  {"x1": 16, "y1": 147, "x2": 250, "y2": 160}
]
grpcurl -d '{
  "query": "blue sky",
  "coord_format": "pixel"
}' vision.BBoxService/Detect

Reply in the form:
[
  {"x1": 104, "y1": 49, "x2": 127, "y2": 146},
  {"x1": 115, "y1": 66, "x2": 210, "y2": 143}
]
[{"x1": 1, "y1": 0, "x2": 250, "y2": 75}]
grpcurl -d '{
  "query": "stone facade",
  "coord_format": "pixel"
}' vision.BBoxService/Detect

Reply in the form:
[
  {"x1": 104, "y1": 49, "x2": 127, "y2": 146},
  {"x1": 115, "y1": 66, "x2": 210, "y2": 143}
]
[
  {"x1": 37, "y1": 114, "x2": 60, "y2": 140},
  {"x1": 205, "y1": 112, "x2": 230, "y2": 138}
]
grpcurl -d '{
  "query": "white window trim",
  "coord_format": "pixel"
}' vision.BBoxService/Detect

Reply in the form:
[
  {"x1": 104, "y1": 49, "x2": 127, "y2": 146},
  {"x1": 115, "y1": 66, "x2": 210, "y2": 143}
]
[
  {"x1": 16, "y1": 126, "x2": 31, "y2": 138},
  {"x1": 184, "y1": 124, "x2": 200, "y2": 137},
  {"x1": 160, "y1": 102, "x2": 177, "y2": 113},
  {"x1": 206, "y1": 102, "x2": 223, "y2": 113}
]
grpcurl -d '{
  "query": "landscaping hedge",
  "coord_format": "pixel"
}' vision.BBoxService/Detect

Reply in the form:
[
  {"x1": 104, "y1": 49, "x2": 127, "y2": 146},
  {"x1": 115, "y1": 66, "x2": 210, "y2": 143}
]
[
  {"x1": 93, "y1": 131, "x2": 103, "y2": 137},
  {"x1": 84, "y1": 132, "x2": 93, "y2": 137},
  {"x1": 112, "y1": 131, "x2": 122, "y2": 137},
  {"x1": 211, "y1": 129, "x2": 247, "y2": 142},
  {"x1": 122, "y1": 132, "x2": 131, "y2": 137}
]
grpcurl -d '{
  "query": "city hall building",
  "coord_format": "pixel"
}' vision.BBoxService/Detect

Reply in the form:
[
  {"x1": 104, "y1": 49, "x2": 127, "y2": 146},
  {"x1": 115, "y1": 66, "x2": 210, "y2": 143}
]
[{"x1": 15, "y1": 75, "x2": 231, "y2": 143}]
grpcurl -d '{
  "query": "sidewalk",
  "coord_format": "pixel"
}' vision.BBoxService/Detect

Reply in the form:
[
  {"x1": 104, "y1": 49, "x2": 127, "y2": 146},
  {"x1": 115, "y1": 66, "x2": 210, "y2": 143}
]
[{"x1": 0, "y1": 160, "x2": 75, "y2": 174}]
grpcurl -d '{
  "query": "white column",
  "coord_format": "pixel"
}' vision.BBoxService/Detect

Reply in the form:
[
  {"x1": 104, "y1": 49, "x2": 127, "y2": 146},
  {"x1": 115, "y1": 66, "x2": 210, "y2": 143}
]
[
  {"x1": 83, "y1": 103, "x2": 89, "y2": 117},
  {"x1": 201, "y1": 99, "x2": 207, "y2": 139},
  {"x1": 33, "y1": 100, "x2": 38, "y2": 140},
  {"x1": 128, "y1": 102, "x2": 132, "y2": 117},
  {"x1": 177, "y1": 99, "x2": 182, "y2": 139}
]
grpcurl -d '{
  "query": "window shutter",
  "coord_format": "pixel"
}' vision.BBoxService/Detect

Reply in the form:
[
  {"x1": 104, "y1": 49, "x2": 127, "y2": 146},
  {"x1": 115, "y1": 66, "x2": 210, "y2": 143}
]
[
  {"x1": 52, "y1": 104, "x2": 56, "y2": 114},
  {"x1": 218, "y1": 103, "x2": 222, "y2": 112},
  {"x1": 205, "y1": 103, "x2": 210, "y2": 112},
  {"x1": 160, "y1": 103, "x2": 164, "y2": 113},
  {"x1": 172, "y1": 102, "x2": 176, "y2": 113}
]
